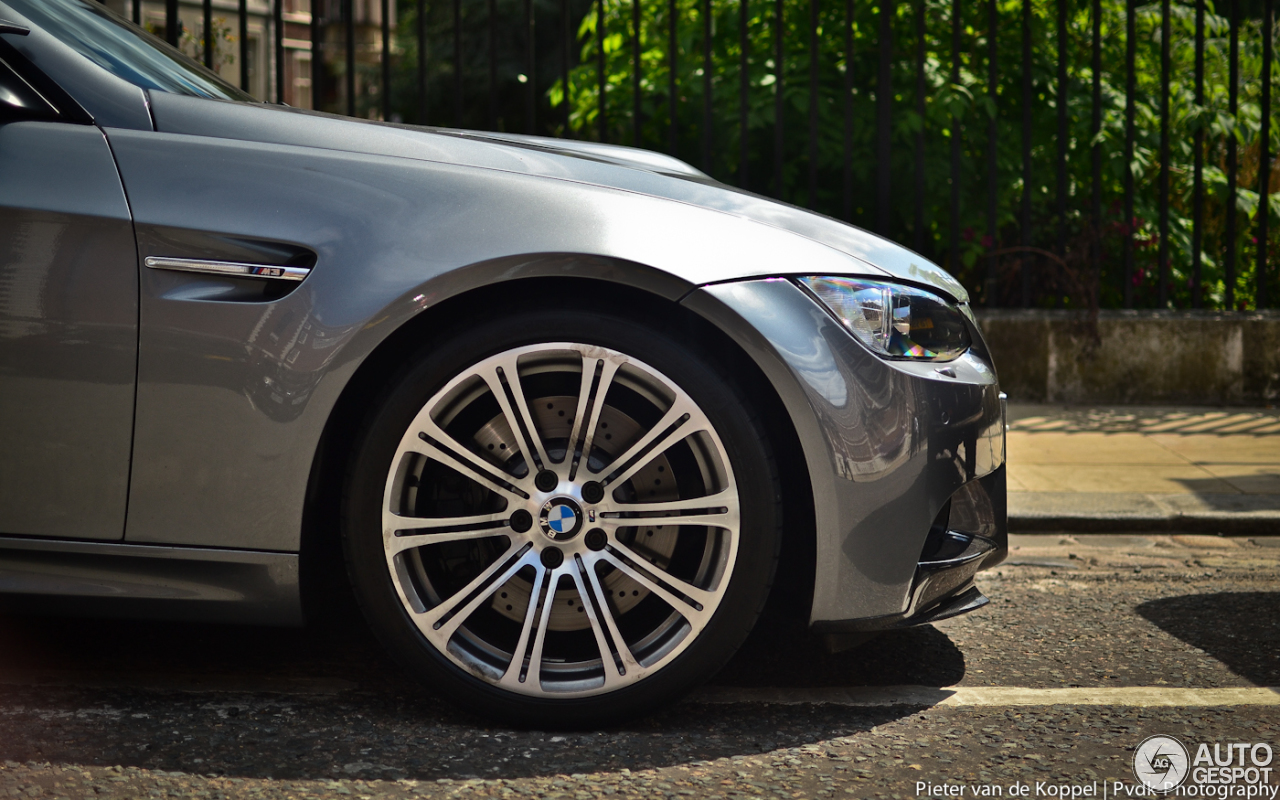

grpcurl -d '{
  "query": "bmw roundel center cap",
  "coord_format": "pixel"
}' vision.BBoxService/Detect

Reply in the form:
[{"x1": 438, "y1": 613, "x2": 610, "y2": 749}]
[{"x1": 539, "y1": 497, "x2": 585, "y2": 541}]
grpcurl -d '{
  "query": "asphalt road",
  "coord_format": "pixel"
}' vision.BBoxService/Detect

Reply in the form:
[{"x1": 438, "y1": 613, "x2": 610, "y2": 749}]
[{"x1": 1, "y1": 534, "x2": 1277, "y2": 799}]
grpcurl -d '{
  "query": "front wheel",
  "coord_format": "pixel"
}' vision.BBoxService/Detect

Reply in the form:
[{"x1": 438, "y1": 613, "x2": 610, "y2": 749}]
[{"x1": 342, "y1": 311, "x2": 780, "y2": 727}]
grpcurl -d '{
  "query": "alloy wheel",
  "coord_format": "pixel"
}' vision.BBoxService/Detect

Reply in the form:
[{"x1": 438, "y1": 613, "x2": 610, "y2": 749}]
[{"x1": 380, "y1": 343, "x2": 742, "y2": 697}]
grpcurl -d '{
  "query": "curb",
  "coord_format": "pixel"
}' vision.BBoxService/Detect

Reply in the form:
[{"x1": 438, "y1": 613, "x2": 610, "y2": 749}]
[{"x1": 1009, "y1": 492, "x2": 1280, "y2": 536}]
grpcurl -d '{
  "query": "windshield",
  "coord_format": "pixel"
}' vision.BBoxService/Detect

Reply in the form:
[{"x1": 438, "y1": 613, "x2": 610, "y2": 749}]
[{"x1": 4, "y1": 0, "x2": 255, "y2": 102}]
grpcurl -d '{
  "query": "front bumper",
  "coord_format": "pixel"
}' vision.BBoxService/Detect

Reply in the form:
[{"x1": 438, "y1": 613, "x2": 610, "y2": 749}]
[
  {"x1": 812, "y1": 464, "x2": 1007, "y2": 632},
  {"x1": 683, "y1": 278, "x2": 1007, "y2": 629}
]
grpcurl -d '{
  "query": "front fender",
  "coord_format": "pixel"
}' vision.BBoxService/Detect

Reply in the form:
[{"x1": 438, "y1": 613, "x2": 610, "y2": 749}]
[{"x1": 110, "y1": 129, "x2": 882, "y2": 551}]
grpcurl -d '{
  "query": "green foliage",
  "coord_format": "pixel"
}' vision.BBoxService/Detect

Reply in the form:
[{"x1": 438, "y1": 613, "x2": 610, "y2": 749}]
[
  {"x1": 381, "y1": 0, "x2": 1278, "y2": 308},
  {"x1": 557, "y1": 0, "x2": 1280, "y2": 308}
]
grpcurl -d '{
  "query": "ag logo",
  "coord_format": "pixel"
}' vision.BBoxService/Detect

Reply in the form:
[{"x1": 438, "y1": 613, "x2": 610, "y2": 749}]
[{"x1": 1134, "y1": 735, "x2": 1190, "y2": 792}]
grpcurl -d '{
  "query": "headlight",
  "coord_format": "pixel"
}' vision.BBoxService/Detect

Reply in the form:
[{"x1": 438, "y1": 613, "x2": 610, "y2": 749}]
[{"x1": 798, "y1": 276, "x2": 972, "y2": 361}]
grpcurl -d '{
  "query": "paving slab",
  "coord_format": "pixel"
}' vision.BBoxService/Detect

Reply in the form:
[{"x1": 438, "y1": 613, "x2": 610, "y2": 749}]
[
  {"x1": 1008, "y1": 432, "x2": 1189, "y2": 465},
  {"x1": 1011, "y1": 465, "x2": 1234, "y2": 494},
  {"x1": 1198, "y1": 464, "x2": 1280, "y2": 493},
  {"x1": 1007, "y1": 404, "x2": 1280, "y2": 535},
  {"x1": 1148, "y1": 434, "x2": 1280, "y2": 465}
]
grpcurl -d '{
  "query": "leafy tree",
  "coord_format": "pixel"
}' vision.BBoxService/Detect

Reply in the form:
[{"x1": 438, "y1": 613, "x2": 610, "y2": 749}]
[
  {"x1": 557, "y1": 0, "x2": 1279, "y2": 308},
  {"x1": 378, "y1": 0, "x2": 1278, "y2": 308}
]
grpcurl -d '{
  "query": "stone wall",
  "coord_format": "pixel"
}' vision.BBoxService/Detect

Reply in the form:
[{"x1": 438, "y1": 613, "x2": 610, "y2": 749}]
[{"x1": 975, "y1": 310, "x2": 1280, "y2": 405}]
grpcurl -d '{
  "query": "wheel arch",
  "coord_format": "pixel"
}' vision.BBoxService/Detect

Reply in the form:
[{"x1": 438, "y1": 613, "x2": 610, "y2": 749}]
[{"x1": 299, "y1": 275, "x2": 816, "y2": 626}]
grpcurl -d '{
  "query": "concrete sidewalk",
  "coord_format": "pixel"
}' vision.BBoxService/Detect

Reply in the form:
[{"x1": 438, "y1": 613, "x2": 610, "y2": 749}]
[{"x1": 1006, "y1": 404, "x2": 1280, "y2": 535}]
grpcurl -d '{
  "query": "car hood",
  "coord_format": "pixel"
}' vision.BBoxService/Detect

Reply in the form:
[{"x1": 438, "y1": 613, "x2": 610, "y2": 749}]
[{"x1": 147, "y1": 93, "x2": 968, "y2": 303}]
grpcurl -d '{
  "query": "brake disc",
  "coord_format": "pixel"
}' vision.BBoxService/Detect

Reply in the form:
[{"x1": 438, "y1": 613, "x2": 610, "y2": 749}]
[{"x1": 472, "y1": 397, "x2": 679, "y2": 631}]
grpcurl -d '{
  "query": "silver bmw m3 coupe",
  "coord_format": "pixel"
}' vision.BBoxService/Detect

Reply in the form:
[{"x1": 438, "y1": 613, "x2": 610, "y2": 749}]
[{"x1": 0, "y1": 0, "x2": 1007, "y2": 726}]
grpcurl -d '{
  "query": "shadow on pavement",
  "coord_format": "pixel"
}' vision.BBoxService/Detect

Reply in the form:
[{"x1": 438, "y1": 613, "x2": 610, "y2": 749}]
[
  {"x1": 712, "y1": 607, "x2": 966, "y2": 688},
  {"x1": 0, "y1": 680, "x2": 916, "y2": 782},
  {"x1": 1136, "y1": 592, "x2": 1280, "y2": 687},
  {"x1": 0, "y1": 608, "x2": 964, "y2": 781},
  {"x1": 1171, "y1": 476, "x2": 1280, "y2": 503},
  {"x1": 0, "y1": 606, "x2": 967, "y2": 692}
]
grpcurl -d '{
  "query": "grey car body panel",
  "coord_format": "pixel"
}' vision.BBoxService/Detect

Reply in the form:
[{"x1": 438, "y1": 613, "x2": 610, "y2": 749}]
[
  {"x1": 0, "y1": 537, "x2": 300, "y2": 625},
  {"x1": 0, "y1": 121, "x2": 138, "y2": 540},
  {"x1": 456, "y1": 130, "x2": 711, "y2": 178},
  {"x1": 683, "y1": 280, "x2": 1004, "y2": 623},
  {"x1": 0, "y1": 39, "x2": 1003, "y2": 626},
  {"x1": 0, "y1": 1, "x2": 152, "y2": 130},
  {"x1": 145, "y1": 92, "x2": 964, "y2": 302},
  {"x1": 105, "y1": 125, "x2": 865, "y2": 550}
]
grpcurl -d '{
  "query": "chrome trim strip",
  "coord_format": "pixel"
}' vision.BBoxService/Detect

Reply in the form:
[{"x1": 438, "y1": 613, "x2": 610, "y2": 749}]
[{"x1": 144, "y1": 256, "x2": 310, "y2": 282}]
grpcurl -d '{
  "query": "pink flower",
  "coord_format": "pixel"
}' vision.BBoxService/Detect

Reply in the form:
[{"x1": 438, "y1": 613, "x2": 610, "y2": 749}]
[{"x1": 981, "y1": 235, "x2": 994, "y2": 248}]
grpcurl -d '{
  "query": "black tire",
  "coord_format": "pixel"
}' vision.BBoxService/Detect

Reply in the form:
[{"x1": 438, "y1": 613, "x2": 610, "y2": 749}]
[{"x1": 341, "y1": 308, "x2": 781, "y2": 728}]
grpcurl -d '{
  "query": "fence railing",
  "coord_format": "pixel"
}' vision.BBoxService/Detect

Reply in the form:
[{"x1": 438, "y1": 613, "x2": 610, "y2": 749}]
[{"x1": 138, "y1": 0, "x2": 1276, "y2": 311}]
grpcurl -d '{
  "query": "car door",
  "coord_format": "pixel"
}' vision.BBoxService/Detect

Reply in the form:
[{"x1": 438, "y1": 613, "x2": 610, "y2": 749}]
[{"x1": 0, "y1": 40, "x2": 138, "y2": 540}]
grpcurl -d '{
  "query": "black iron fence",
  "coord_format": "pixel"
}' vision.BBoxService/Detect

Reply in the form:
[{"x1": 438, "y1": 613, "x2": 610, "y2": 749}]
[{"x1": 150, "y1": 0, "x2": 1276, "y2": 310}]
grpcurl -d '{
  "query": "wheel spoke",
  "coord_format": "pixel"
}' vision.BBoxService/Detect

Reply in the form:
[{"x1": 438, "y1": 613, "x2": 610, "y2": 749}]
[
  {"x1": 419, "y1": 543, "x2": 534, "y2": 644},
  {"x1": 479, "y1": 354, "x2": 552, "y2": 476},
  {"x1": 569, "y1": 555, "x2": 628, "y2": 687},
  {"x1": 599, "y1": 488, "x2": 740, "y2": 530},
  {"x1": 499, "y1": 564, "x2": 556, "y2": 689},
  {"x1": 411, "y1": 420, "x2": 532, "y2": 500},
  {"x1": 383, "y1": 511, "x2": 514, "y2": 555},
  {"x1": 600, "y1": 544, "x2": 715, "y2": 628},
  {"x1": 566, "y1": 354, "x2": 621, "y2": 480},
  {"x1": 598, "y1": 399, "x2": 709, "y2": 489},
  {"x1": 581, "y1": 553, "x2": 644, "y2": 678},
  {"x1": 519, "y1": 577, "x2": 557, "y2": 690}
]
